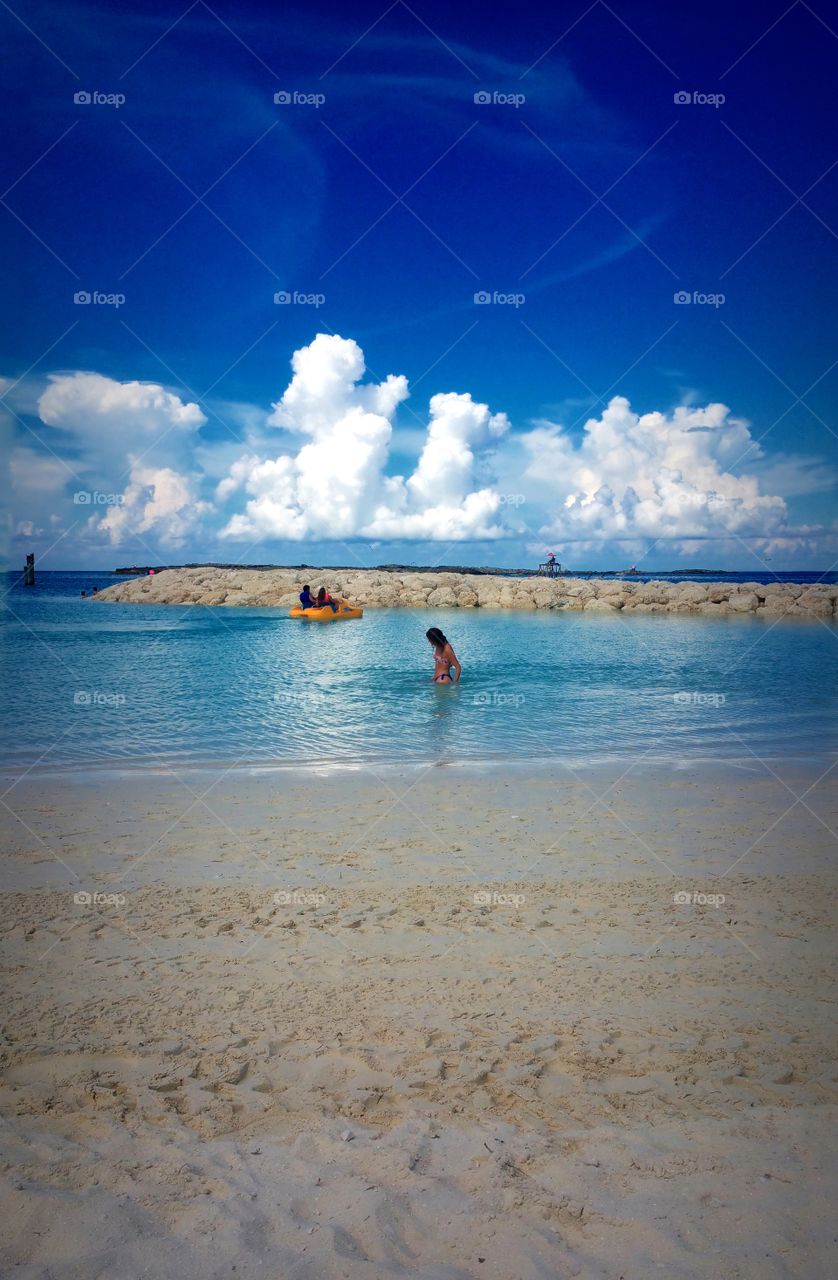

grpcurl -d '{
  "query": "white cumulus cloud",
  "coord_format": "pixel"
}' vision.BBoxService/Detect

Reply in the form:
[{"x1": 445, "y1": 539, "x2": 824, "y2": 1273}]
[
  {"x1": 218, "y1": 333, "x2": 510, "y2": 542},
  {"x1": 39, "y1": 372, "x2": 205, "y2": 442},
  {"x1": 518, "y1": 397, "x2": 791, "y2": 553},
  {"x1": 29, "y1": 373, "x2": 210, "y2": 550},
  {"x1": 96, "y1": 462, "x2": 210, "y2": 547},
  {"x1": 8, "y1": 334, "x2": 830, "y2": 564}
]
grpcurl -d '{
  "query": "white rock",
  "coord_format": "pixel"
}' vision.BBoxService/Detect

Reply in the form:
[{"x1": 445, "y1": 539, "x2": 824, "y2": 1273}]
[
  {"x1": 727, "y1": 592, "x2": 759, "y2": 612},
  {"x1": 95, "y1": 570, "x2": 824, "y2": 620}
]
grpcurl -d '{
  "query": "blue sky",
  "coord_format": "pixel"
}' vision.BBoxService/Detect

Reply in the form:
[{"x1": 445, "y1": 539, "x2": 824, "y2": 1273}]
[{"x1": 2, "y1": 0, "x2": 836, "y2": 570}]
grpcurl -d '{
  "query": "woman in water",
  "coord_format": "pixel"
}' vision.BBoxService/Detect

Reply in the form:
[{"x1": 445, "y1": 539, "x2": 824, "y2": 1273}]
[{"x1": 427, "y1": 627, "x2": 461, "y2": 683}]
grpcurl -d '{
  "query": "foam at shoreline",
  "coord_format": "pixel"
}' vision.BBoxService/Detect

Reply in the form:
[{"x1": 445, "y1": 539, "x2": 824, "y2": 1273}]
[{"x1": 1, "y1": 749, "x2": 834, "y2": 787}]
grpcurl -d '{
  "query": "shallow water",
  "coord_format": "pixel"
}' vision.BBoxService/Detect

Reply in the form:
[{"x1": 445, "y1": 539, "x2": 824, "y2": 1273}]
[{"x1": 1, "y1": 572, "x2": 836, "y2": 771}]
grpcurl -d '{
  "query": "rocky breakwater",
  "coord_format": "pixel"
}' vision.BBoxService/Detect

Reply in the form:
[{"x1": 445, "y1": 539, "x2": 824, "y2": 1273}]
[{"x1": 95, "y1": 567, "x2": 838, "y2": 619}]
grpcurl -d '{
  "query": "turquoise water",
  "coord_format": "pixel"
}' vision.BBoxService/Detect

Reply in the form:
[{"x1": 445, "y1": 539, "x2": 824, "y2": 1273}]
[{"x1": 1, "y1": 572, "x2": 836, "y2": 771}]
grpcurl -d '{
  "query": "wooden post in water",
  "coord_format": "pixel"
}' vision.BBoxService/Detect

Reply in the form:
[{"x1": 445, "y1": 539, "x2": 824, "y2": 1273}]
[{"x1": 23, "y1": 553, "x2": 35, "y2": 586}]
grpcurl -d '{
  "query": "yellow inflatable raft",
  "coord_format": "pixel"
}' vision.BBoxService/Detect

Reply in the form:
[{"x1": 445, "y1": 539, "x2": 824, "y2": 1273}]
[{"x1": 289, "y1": 600, "x2": 363, "y2": 622}]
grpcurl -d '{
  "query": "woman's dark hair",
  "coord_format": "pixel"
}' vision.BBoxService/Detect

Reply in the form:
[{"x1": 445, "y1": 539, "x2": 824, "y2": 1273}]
[
  {"x1": 317, "y1": 587, "x2": 326, "y2": 603},
  {"x1": 426, "y1": 626, "x2": 447, "y2": 647}
]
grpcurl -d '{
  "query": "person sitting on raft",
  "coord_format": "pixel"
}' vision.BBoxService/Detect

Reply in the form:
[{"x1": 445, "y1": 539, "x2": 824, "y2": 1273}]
[
  {"x1": 316, "y1": 586, "x2": 340, "y2": 613},
  {"x1": 299, "y1": 584, "x2": 314, "y2": 608},
  {"x1": 427, "y1": 626, "x2": 461, "y2": 683}
]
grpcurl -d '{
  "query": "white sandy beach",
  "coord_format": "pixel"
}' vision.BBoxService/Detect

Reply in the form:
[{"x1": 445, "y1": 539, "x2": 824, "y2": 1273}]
[{"x1": 0, "y1": 761, "x2": 835, "y2": 1279}]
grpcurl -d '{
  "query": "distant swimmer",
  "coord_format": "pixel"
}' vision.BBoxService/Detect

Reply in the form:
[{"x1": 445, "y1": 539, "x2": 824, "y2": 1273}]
[{"x1": 427, "y1": 626, "x2": 461, "y2": 684}]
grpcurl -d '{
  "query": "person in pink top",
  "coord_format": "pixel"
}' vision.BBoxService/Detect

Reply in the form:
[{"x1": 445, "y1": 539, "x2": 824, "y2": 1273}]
[{"x1": 316, "y1": 586, "x2": 339, "y2": 613}]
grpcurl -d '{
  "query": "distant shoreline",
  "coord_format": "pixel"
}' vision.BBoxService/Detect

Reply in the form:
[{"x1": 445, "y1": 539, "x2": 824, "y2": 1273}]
[{"x1": 109, "y1": 561, "x2": 783, "y2": 578}]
